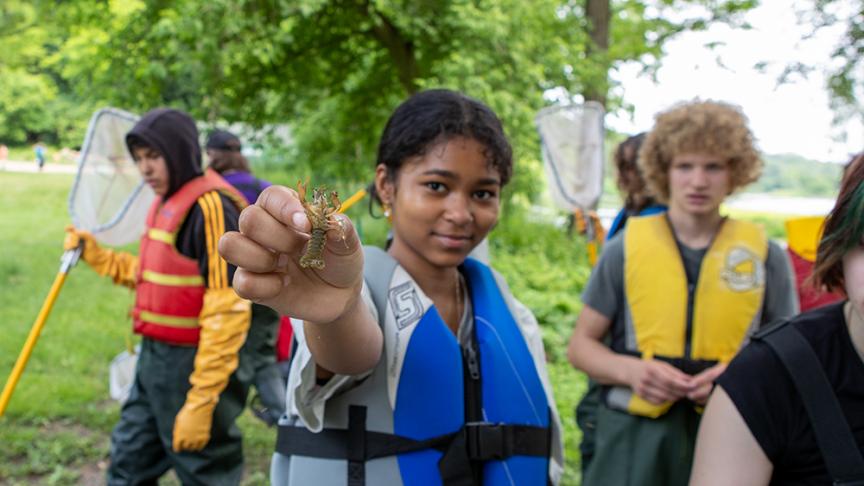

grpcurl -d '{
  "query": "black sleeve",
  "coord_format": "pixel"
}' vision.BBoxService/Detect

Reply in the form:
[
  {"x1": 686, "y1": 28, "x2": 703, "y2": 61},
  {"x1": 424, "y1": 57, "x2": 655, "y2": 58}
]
[
  {"x1": 716, "y1": 339, "x2": 797, "y2": 462},
  {"x1": 175, "y1": 191, "x2": 241, "y2": 288}
]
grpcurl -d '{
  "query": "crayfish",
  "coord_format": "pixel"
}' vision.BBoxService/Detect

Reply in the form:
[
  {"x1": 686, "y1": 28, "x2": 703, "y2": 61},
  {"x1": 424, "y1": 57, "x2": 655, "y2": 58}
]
[{"x1": 297, "y1": 180, "x2": 342, "y2": 269}]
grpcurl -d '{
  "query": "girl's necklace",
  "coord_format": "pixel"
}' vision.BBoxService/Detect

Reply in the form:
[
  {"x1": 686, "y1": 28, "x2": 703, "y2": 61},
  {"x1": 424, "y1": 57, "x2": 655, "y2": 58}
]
[{"x1": 454, "y1": 271, "x2": 464, "y2": 330}]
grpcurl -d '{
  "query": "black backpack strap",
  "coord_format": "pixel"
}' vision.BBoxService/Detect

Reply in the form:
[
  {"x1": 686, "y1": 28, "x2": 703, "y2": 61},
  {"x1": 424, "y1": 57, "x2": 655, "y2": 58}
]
[{"x1": 760, "y1": 323, "x2": 864, "y2": 484}]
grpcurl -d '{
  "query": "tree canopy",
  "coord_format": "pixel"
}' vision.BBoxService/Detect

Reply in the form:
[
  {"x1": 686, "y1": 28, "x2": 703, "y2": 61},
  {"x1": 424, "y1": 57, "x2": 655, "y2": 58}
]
[{"x1": 5, "y1": 0, "x2": 759, "y2": 193}]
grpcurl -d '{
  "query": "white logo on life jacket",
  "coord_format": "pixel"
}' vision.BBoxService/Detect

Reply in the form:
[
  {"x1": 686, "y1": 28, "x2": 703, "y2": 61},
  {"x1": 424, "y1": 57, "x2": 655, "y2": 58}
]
[
  {"x1": 721, "y1": 246, "x2": 764, "y2": 292},
  {"x1": 389, "y1": 282, "x2": 423, "y2": 330}
]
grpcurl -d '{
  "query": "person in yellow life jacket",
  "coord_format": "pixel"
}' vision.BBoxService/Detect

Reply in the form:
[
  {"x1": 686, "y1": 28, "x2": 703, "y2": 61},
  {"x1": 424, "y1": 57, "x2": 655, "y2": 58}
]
[
  {"x1": 64, "y1": 108, "x2": 252, "y2": 486},
  {"x1": 567, "y1": 100, "x2": 799, "y2": 486}
]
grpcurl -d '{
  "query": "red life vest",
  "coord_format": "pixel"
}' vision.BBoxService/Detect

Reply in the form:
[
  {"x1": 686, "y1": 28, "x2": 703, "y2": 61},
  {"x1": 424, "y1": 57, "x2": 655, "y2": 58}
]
[{"x1": 132, "y1": 170, "x2": 246, "y2": 345}]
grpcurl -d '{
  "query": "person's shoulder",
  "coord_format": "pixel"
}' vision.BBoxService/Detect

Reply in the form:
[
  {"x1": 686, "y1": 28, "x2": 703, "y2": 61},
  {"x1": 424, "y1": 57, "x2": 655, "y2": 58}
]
[
  {"x1": 766, "y1": 239, "x2": 784, "y2": 254},
  {"x1": 601, "y1": 231, "x2": 625, "y2": 259},
  {"x1": 788, "y1": 301, "x2": 846, "y2": 348},
  {"x1": 196, "y1": 189, "x2": 243, "y2": 214},
  {"x1": 747, "y1": 302, "x2": 845, "y2": 371}
]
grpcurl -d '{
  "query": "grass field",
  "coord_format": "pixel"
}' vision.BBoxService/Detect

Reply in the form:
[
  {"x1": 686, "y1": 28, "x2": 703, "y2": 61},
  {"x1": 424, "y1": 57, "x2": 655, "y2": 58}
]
[
  {"x1": 0, "y1": 171, "x2": 593, "y2": 485},
  {"x1": 0, "y1": 173, "x2": 274, "y2": 485},
  {"x1": 0, "y1": 170, "x2": 798, "y2": 485}
]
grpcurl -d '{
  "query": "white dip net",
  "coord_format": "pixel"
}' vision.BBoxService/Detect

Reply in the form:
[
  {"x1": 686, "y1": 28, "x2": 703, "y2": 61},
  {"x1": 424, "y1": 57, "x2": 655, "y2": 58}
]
[
  {"x1": 535, "y1": 102, "x2": 605, "y2": 211},
  {"x1": 68, "y1": 108, "x2": 153, "y2": 246}
]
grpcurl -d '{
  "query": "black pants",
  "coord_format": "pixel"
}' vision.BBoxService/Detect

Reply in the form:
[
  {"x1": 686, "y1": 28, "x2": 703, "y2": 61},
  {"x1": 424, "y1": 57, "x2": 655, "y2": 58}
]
[{"x1": 107, "y1": 338, "x2": 249, "y2": 486}]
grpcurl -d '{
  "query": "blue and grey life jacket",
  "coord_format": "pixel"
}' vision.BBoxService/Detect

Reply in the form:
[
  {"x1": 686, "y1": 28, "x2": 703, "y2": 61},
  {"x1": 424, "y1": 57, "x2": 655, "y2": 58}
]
[{"x1": 273, "y1": 246, "x2": 552, "y2": 486}]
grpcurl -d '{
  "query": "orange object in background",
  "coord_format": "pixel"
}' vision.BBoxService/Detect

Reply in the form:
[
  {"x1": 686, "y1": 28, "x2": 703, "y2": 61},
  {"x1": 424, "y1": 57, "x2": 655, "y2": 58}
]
[
  {"x1": 785, "y1": 216, "x2": 843, "y2": 311},
  {"x1": 573, "y1": 207, "x2": 606, "y2": 266}
]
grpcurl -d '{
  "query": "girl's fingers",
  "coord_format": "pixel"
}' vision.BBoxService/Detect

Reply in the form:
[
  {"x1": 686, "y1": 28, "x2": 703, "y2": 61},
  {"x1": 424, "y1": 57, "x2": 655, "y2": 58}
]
[
  {"x1": 219, "y1": 231, "x2": 280, "y2": 273},
  {"x1": 231, "y1": 268, "x2": 285, "y2": 302},
  {"x1": 324, "y1": 214, "x2": 361, "y2": 255},
  {"x1": 255, "y1": 185, "x2": 310, "y2": 232},
  {"x1": 239, "y1": 205, "x2": 308, "y2": 254}
]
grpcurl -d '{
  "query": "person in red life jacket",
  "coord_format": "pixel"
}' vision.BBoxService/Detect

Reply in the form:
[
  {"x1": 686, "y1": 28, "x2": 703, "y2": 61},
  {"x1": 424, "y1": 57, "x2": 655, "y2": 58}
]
[
  {"x1": 64, "y1": 108, "x2": 252, "y2": 485},
  {"x1": 205, "y1": 128, "x2": 289, "y2": 426},
  {"x1": 568, "y1": 100, "x2": 799, "y2": 485}
]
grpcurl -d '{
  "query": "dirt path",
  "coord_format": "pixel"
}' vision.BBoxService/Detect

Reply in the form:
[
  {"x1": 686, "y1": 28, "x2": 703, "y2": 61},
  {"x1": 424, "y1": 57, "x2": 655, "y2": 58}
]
[{"x1": 0, "y1": 160, "x2": 77, "y2": 174}]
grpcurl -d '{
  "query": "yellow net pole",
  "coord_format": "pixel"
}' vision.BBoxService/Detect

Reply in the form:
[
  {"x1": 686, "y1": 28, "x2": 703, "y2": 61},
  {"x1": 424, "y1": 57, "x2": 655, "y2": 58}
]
[
  {"x1": 0, "y1": 247, "x2": 80, "y2": 417},
  {"x1": 338, "y1": 188, "x2": 367, "y2": 214}
]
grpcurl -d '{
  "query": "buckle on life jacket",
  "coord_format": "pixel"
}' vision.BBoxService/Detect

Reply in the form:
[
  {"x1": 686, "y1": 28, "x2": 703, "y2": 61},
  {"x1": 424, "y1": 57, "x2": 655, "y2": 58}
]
[{"x1": 465, "y1": 422, "x2": 508, "y2": 461}]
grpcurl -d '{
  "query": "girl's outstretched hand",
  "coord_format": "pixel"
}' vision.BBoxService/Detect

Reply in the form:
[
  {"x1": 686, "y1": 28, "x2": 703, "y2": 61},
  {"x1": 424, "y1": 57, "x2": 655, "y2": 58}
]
[{"x1": 218, "y1": 185, "x2": 364, "y2": 324}]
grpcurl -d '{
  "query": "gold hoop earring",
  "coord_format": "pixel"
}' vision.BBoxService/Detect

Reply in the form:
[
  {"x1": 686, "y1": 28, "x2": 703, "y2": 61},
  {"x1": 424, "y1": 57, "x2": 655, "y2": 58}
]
[{"x1": 383, "y1": 202, "x2": 392, "y2": 223}]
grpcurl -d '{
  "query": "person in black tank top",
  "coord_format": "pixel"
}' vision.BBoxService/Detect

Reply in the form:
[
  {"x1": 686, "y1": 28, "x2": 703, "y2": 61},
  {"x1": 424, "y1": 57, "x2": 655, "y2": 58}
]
[{"x1": 691, "y1": 152, "x2": 864, "y2": 485}]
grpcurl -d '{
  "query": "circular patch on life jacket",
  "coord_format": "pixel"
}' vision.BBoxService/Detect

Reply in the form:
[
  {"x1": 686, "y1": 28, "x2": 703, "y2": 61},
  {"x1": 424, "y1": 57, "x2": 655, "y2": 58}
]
[{"x1": 721, "y1": 246, "x2": 765, "y2": 292}]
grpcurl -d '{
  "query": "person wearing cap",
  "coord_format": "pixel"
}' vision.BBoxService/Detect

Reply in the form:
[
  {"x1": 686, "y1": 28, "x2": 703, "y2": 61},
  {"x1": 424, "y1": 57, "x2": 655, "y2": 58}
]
[
  {"x1": 205, "y1": 129, "x2": 271, "y2": 204},
  {"x1": 206, "y1": 129, "x2": 287, "y2": 426},
  {"x1": 64, "y1": 109, "x2": 252, "y2": 485}
]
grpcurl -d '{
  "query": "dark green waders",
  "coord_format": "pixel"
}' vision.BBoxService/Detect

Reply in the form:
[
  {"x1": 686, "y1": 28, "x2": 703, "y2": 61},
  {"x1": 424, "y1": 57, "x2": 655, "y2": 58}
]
[
  {"x1": 107, "y1": 338, "x2": 249, "y2": 486},
  {"x1": 582, "y1": 400, "x2": 701, "y2": 486}
]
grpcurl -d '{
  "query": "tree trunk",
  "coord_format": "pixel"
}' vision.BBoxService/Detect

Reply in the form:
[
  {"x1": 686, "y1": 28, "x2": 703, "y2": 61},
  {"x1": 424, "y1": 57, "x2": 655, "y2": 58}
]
[
  {"x1": 362, "y1": 2, "x2": 420, "y2": 95},
  {"x1": 585, "y1": 0, "x2": 610, "y2": 107}
]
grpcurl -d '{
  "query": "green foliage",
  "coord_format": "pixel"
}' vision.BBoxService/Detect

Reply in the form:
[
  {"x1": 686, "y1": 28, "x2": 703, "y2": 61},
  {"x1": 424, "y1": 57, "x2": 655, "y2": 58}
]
[
  {"x1": 0, "y1": 1, "x2": 100, "y2": 146},
  {"x1": 748, "y1": 153, "x2": 844, "y2": 197},
  {"x1": 0, "y1": 0, "x2": 760, "y2": 201},
  {"x1": 795, "y1": 0, "x2": 864, "y2": 124},
  {"x1": 489, "y1": 207, "x2": 593, "y2": 485}
]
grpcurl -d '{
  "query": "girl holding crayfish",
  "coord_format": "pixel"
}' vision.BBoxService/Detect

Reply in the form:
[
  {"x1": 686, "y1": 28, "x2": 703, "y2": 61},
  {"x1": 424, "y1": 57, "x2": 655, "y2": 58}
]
[{"x1": 219, "y1": 89, "x2": 564, "y2": 485}]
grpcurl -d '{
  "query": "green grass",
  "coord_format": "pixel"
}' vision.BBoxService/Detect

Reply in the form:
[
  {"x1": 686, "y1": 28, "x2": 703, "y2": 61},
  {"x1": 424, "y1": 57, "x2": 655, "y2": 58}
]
[
  {"x1": 0, "y1": 173, "x2": 275, "y2": 484},
  {"x1": 0, "y1": 171, "x2": 591, "y2": 484},
  {"x1": 722, "y1": 207, "x2": 792, "y2": 241}
]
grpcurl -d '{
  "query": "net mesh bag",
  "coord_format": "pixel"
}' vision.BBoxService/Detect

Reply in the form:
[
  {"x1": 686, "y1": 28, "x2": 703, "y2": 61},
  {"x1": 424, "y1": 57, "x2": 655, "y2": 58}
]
[
  {"x1": 535, "y1": 102, "x2": 605, "y2": 211},
  {"x1": 68, "y1": 108, "x2": 153, "y2": 246}
]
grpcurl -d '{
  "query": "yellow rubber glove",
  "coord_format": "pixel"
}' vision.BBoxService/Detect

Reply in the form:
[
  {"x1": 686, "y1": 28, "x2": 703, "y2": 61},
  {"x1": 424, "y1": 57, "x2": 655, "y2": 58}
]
[
  {"x1": 172, "y1": 287, "x2": 251, "y2": 452},
  {"x1": 63, "y1": 225, "x2": 138, "y2": 289}
]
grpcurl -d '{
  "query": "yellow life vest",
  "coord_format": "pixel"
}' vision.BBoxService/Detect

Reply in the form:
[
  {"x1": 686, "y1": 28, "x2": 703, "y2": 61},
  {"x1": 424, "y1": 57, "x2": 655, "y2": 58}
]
[
  {"x1": 785, "y1": 216, "x2": 826, "y2": 263},
  {"x1": 609, "y1": 214, "x2": 767, "y2": 418}
]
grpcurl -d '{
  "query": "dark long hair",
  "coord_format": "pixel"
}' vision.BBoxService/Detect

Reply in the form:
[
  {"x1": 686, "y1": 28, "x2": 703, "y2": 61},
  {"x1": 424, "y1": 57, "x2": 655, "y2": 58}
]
[
  {"x1": 613, "y1": 133, "x2": 658, "y2": 211},
  {"x1": 811, "y1": 153, "x2": 864, "y2": 293}
]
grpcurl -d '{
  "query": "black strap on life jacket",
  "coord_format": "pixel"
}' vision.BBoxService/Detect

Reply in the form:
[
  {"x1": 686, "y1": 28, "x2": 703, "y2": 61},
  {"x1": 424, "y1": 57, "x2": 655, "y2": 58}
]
[
  {"x1": 275, "y1": 407, "x2": 551, "y2": 486},
  {"x1": 757, "y1": 322, "x2": 864, "y2": 485},
  {"x1": 619, "y1": 350, "x2": 717, "y2": 376}
]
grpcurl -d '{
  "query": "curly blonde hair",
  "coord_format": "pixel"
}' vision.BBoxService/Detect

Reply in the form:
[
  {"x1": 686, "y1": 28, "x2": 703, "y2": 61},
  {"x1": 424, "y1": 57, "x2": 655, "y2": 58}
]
[{"x1": 638, "y1": 100, "x2": 762, "y2": 203}]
